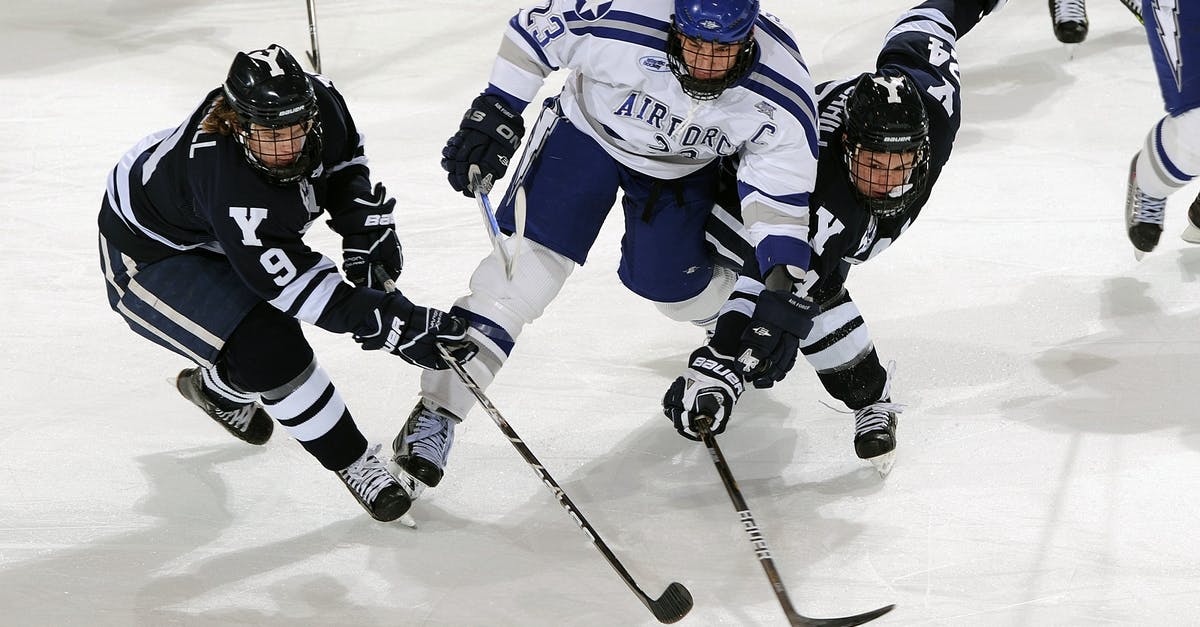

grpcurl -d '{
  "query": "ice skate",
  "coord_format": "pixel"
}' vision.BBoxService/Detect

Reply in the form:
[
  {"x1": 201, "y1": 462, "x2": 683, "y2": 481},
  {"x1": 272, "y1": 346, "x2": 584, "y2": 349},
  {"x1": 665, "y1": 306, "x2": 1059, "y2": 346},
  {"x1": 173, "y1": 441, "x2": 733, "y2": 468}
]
[
  {"x1": 1049, "y1": 0, "x2": 1088, "y2": 44},
  {"x1": 336, "y1": 444, "x2": 414, "y2": 523},
  {"x1": 392, "y1": 401, "x2": 459, "y2": 499},
  {"x1": 175, "y1": 368, "x2": 273, "y2": 445},
  {"x1": 1125, "y1": 155, "x2": 1166, "y2": 259},
  {"x1": 1181, "y1": 192, "x2": 1200, "y2": 244},
  {"x1": 854, "y1": 401, "x2": 902, "y2": 478}
]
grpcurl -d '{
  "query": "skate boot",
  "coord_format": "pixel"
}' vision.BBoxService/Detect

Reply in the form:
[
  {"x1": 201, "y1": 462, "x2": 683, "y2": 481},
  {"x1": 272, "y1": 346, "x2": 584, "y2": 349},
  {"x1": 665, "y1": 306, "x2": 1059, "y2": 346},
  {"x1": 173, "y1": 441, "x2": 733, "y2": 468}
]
[
  {"x1": 336, "y1": 444, "x2": 412, "y2": 522},
  {"x1": 1125, "y1": 155, "x2": 1166, "y2": 259},
  {"x1": 1049, "y1": 0, "x2": 1088, "y2": 44},
  {"x1": 392, "y1": 401, "x2": 458, "y2": 498},
  {"x1": 1182, "y1": 192, "x2": 1200, "y2": 244},
  {"x1": 854, "y1": 400, "x2": 903, "y2": 477},
  {"x1": 176, "y1": 368, "x2": 273, "y2": 445}
]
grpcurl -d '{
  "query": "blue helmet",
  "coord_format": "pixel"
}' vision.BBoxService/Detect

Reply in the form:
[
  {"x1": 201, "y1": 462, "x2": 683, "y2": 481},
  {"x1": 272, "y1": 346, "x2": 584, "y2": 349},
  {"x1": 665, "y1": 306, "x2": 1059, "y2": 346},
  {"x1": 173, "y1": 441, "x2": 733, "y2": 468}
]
[{"x1": 672, "y1": 0, "x2": 759, "y2": 44}]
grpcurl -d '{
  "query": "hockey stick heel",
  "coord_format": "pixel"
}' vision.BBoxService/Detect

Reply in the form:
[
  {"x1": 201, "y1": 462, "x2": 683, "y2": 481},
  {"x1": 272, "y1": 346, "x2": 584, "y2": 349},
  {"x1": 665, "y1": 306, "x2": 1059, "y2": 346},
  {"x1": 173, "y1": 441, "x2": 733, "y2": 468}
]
[{"x1": 695, "y1": 415, "x2": 894, "y2": 627}]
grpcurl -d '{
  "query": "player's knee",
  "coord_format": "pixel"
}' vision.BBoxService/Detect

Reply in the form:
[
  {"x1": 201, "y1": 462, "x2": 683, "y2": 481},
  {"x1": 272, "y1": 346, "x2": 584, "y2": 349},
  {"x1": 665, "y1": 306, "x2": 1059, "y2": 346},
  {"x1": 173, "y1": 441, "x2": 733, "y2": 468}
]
[
  {"x1": 652, "y1": 265, "x2": 737, "y2": 322},
  {"x1": 1164, "y1": 110, "x2": 1200, "y2": 172},
  {"x1": 463, "y1": 238, "x2": 574, "y2": 330},
  {"x1": 221, "y1": 302, "x2": 314, "y2": 393}
]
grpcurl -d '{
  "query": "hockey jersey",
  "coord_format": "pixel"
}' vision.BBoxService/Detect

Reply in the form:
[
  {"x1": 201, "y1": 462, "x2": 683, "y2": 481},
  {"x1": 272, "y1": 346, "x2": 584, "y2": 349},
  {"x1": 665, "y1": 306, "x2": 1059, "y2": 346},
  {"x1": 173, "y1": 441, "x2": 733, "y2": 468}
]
[
  {"x1": 486, "y1": 0, "x2": 819, "y2": 274},
  {"x1": 97, "y1": 76, "x2": 384, "y2": 335}
]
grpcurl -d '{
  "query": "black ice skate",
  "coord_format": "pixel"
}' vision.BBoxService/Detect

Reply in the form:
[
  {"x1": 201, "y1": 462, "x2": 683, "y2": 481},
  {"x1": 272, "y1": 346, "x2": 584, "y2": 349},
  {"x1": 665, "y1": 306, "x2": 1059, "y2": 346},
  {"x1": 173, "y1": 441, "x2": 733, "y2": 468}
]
[
  {"x1": 175, "y1": 368, "x2": 273, "y2": 445},
  {"x1": 854, "y1": 400, "x2": 903, "y2": 478},
  {"x1": 1049, "y1": 0, "x2": 1088, "y2": 44},
  {"x1": 1125, "y1": 155, "x2": 1166, "y2": 259},
  {"x1": 1182, "y1": 191, "x2": 1200, "y2": 244},
  {"x1": 336, "y1": 444, "x2": 413, "y2": 522},
  {"x1": 392, "y1": 401, "x2": 458, "y2": 498}
]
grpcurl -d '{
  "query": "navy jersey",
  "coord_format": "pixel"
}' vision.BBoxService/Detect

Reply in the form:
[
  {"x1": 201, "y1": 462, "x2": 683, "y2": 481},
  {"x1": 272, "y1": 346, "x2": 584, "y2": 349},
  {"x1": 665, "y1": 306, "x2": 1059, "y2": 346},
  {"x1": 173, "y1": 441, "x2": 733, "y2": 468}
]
[
  {"x1": 98, "y1": 75, "x2": 383, "y2": 335},
  {"x1": 800, "y1": 0, "x2": 979, "y2": 303}
]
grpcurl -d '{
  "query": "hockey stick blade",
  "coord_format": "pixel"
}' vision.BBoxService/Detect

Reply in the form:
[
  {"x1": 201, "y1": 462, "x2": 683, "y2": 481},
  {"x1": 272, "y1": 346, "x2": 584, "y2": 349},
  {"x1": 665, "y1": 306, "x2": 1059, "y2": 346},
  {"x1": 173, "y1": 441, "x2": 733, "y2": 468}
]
[
  {"x1": 435, "y1": 343, "x2": 693, "y2": 623},
  {"x1": 695, "y1": 415, "x2": 894, "y2": 627},
  {"x1": 649, "y1": 581, "x2": 693, "y2": 624}
]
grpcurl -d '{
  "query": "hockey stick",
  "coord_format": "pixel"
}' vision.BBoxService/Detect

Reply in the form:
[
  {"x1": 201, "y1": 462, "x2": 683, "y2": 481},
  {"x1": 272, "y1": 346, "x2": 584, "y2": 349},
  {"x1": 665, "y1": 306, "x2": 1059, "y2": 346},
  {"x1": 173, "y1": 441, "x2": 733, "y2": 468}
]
[
  {"x1": 468, "y1": 165, "x2": 518, "y2": 279},
  {"x1": 435, "y1": 343, "x2": 693, "y2": 623},
  {"x1": 1117, "y1": 0, "x2": 1143, "y2": 24},
  {"x1": 305, "y1": 0, "x2": 322, "y2": 72},
  {"x1": 695, "y1": 415, "x2": 895, "y2": 627}
]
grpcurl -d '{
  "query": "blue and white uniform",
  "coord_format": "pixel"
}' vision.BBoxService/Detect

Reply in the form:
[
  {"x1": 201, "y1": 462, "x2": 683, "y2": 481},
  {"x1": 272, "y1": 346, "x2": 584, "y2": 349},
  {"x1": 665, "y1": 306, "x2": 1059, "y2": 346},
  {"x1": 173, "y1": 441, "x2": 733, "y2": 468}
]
[{"x1": 420, "y1": 0, "x2": 819, "y2": 421}]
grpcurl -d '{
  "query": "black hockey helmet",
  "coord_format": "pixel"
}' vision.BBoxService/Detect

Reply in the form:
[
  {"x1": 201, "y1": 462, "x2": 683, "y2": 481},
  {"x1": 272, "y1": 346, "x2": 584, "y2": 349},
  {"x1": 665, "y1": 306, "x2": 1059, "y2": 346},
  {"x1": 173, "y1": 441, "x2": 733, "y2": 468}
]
[
  {"x1": 667, "y1": 0, "x2": 759, "y2": 101},
  {"x1": 223, "y1": 44, "x2": 323, "y2": 184},
  {"x1": 842, "y1": 72, "x2": 930, "y2": 217}
]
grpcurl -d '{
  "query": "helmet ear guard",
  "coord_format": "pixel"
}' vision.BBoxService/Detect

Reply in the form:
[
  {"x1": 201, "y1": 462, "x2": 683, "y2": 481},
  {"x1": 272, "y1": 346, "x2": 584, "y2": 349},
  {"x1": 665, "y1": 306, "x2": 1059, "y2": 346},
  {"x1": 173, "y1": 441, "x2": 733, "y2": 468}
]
[
  {"x1": 842, "y1": 73, "x2": 931, "y2": 217},
  {"x1": 222, "y1": 44, "x2": 323, "y2": 185},
  {"x1": 667, "y1": 0, "x2": 759, "y2": 100}
]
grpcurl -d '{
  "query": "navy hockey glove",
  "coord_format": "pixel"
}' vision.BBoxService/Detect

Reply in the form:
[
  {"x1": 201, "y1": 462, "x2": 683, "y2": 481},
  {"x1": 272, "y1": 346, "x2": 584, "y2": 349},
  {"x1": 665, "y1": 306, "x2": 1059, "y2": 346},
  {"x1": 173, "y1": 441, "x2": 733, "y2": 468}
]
[
  {"x1": 663, "y1": 346, "x2": 745, "y2": 441},
  {"x1": 736, "y1": 289, "x2": 816, "y2": 389},
  {"x1": 330, "y1": 183, "x2": 404, "y2": 289},
  {"x1": 354, "y1": 293, "x2": 478, "y2": 370},
  {"x1": 441, "y1": 94, "x2": 525, "y2": 197}
]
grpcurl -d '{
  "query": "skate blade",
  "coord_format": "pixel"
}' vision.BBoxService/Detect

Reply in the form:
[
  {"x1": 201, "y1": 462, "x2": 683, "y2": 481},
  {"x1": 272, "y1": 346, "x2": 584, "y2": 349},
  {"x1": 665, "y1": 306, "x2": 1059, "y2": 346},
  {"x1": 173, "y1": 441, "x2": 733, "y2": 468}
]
[
  {"x1": 869, "y1": 451, "x2": 896, "y2": 478},
  {"x1": 1134, "y1": 248, "x2": 1146, "y2": 261},
  {"x1": 1182, "y1": 223, "x2": 1200, "y2": 244},
  {"x1": 398, "y1": 513, "x2": 417, "y2": 528}
]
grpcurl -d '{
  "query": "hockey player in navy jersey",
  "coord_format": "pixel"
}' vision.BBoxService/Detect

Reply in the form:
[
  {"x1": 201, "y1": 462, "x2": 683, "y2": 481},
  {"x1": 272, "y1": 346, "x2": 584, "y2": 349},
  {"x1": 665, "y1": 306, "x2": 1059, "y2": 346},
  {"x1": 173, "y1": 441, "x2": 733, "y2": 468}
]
[
  {"x1": 1126, "y1": 1, "x2": 1200, "y2": 257},
  {"x1": 663, "y1": 0, "x2": 1005, "y2": 475},
  {"x1": 97, "y1": 44, "x2": 476, "y2": 522},
  {"x1": 391, "y1": 0, "x2": 821, "y2": 499}
]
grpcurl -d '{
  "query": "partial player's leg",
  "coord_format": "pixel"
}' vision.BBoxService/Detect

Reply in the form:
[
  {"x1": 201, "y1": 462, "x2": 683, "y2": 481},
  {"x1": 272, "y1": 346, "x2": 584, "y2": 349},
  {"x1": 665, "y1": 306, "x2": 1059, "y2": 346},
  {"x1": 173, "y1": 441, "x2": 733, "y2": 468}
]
[
  {"x1": 616, "y1": 162, "x2": 737, "y2": 331},
  {"x1": 1129, "y1": 2, "x2": 1200, "y2": 255},
  {"x1": 396, "y1": 102, "x2": 621, "y2": 495},
  {"x1": 801, "y1": 289, "x2": 902, "y2": 476}
]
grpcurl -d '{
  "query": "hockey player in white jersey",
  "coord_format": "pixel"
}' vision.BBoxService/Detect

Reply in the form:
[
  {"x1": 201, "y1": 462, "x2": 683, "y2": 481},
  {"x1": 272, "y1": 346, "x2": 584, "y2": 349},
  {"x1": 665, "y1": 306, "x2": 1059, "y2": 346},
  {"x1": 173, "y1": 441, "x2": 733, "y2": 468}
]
[
  {"x1": 98, "y1": 45, "x2": 476, "y2": 522},
  {"x1": 1126, "y1": 0, "x2": 1200, "y2": 257},
  {"x1": 392, "y1": 0, "x2": 821, "y2": 498},
  {"x1": 663, "y1": 0, "x2": 1005, "y2": 476}
]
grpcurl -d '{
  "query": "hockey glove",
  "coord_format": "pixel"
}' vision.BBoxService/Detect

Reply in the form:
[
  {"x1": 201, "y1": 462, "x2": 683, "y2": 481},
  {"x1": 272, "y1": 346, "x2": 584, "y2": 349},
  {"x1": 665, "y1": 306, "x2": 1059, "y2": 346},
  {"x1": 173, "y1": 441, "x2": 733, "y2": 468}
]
[
  {"x1": 329, "y1": 183, "x2": 404, "y2": 289},
  {"x1": 354, "y1": 292, "x2": 478, "y2": 370},
  {"x1": 663, "y1": 346, "x2": 745, "y2": 441},
  {"x1": 736, "y1": 289, "x2": 816, "y2": 389},
  {"x1": 441, "y1": 94, "x2": 525, "y2": 197}
]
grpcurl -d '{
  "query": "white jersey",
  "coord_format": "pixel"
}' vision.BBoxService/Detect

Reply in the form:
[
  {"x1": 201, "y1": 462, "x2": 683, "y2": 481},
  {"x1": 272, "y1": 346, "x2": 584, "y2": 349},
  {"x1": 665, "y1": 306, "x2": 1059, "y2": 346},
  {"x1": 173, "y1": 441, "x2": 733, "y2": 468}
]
[{"x1": 487, "y1": 0, "x2": 819, "y2": 271}]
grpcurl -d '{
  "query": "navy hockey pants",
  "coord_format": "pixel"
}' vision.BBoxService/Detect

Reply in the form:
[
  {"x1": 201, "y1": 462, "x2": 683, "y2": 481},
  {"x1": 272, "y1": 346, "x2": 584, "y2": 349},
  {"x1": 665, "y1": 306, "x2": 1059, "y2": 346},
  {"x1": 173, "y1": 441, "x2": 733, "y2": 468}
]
[
  {"x1": 99, "y1": 233, "x2": 260, "y2": 370},
  {"x1": 493, "y1": 102, "x2": 723, "y2": 304}
]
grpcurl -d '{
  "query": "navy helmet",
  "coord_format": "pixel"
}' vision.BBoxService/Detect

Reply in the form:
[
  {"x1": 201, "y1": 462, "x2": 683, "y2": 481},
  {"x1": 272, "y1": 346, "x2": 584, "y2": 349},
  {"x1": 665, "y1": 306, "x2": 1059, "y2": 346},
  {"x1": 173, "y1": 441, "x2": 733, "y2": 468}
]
[
  {"x1": 222, "y1": 44, "x2": 323, "y2": 184},
  {"x1": 842, "y1": 73, "x2": 930, "y2": 217}
]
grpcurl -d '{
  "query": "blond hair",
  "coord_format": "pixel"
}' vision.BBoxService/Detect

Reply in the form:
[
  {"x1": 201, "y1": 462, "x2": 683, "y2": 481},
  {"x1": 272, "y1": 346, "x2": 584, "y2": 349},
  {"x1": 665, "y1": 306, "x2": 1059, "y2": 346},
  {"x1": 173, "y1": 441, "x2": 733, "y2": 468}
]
[{"x1": 201, "y1": 95, "x2": 242, "y2": 136}]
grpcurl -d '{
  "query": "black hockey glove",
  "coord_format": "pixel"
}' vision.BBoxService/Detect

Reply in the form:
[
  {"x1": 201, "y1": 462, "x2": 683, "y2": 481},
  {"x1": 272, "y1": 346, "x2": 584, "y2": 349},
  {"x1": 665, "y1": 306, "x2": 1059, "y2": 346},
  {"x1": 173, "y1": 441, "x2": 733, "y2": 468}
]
[
  {"x1": 736, "y1": 289, "x2": 816, "y2": 389},
  {"x1": 354, "y1": 292, "x2": 478, "y2": 370},
  {"x1": 441, "y1": 94, "x2": 525, "y2": 197},
  {"x1": 663, "y1": 346, "x2": 745, "y2": 441},
  {"x1": 329, "y1": 183, "x2": 404, "y2": 290}
]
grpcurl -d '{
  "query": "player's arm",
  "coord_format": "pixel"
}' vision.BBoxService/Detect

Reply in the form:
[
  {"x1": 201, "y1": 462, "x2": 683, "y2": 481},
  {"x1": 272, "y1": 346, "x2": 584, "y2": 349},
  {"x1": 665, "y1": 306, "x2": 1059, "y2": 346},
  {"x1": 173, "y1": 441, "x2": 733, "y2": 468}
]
[{"x1": 441, "y1": 0, "x2": 594, "y2": 195}]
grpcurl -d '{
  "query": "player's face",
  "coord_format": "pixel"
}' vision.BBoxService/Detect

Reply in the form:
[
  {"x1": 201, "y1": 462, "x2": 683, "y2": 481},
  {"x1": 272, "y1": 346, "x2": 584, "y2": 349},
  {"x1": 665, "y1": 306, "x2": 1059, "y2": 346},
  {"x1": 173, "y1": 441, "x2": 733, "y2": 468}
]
[
  {"x1": 848, "y1": 147, "x2": 918, "y2": 199},
  {"x1": 244, "y1": 121, "x2": 310, "y2": 168},
  {"x1": 678, "y1": 35, "x2": 743, "y2": 80}
]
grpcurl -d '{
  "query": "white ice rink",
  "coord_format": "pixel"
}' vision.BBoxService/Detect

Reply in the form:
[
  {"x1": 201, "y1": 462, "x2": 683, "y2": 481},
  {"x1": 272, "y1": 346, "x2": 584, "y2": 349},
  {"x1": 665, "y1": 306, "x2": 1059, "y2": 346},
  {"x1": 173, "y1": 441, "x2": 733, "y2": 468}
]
[{"x1": 3, "y1": 0, "x2": 1198, "y2": 625}]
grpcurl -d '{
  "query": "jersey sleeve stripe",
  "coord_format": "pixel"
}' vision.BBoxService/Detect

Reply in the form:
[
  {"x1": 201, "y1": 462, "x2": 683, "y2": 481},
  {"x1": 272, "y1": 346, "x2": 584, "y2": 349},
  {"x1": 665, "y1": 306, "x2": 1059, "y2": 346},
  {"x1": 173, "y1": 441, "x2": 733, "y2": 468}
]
[
  {"x1": 890, "y1": 8, "x2": 957, "y2": 41},
  {"x1": 270, "y1": 261, "x2": 343, "y2": 324}
]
